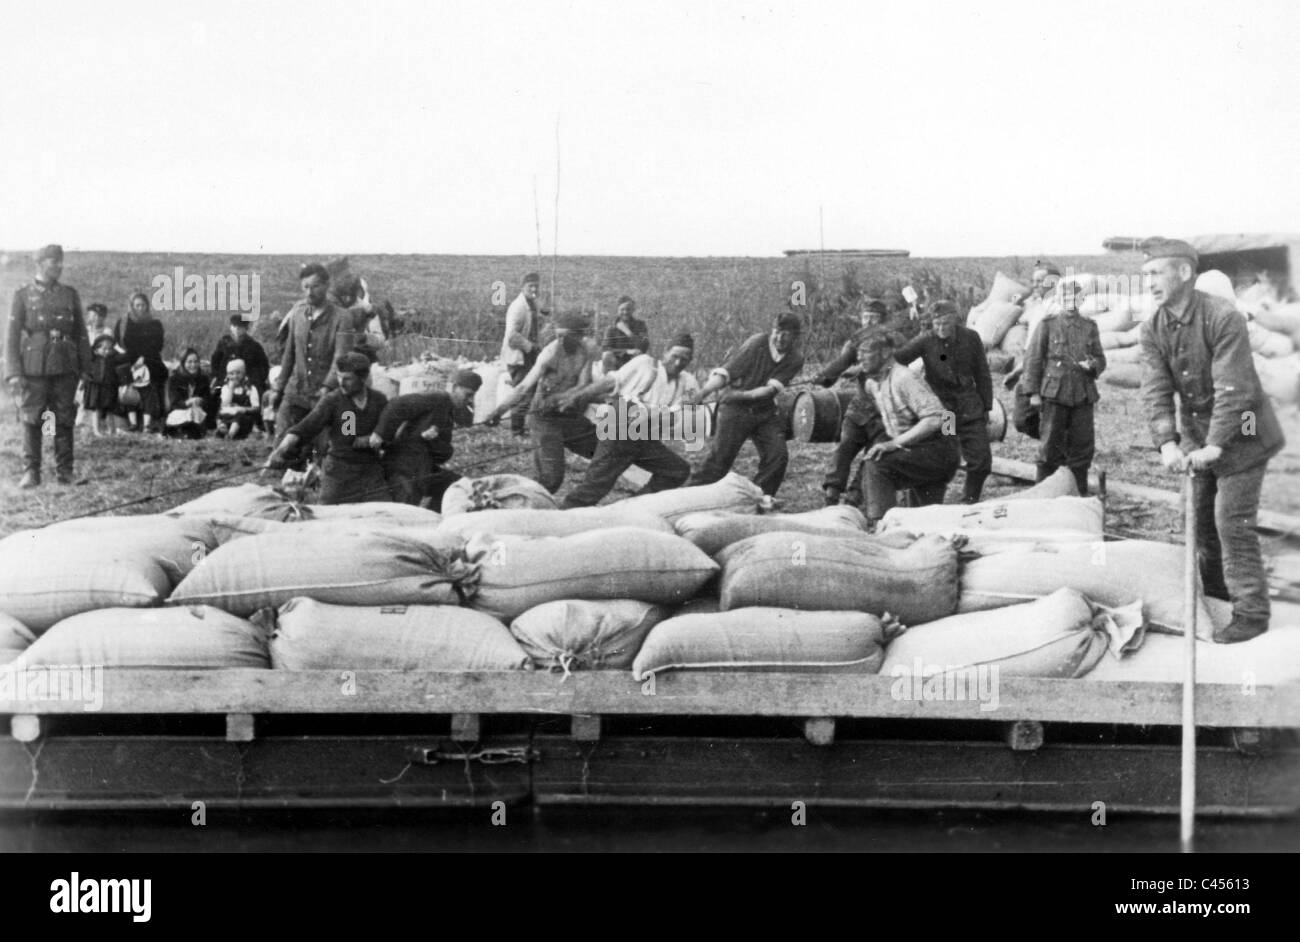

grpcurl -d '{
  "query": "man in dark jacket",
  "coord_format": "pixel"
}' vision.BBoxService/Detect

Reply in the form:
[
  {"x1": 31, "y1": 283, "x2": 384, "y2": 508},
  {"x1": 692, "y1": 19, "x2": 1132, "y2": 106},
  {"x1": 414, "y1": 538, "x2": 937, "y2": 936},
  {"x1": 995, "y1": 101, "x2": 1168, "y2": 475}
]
[
  {"x1": 1139, "y1": 238, "x2": 1286, "y2": 643},
  {"x1": 373, "y1": 369, "x2": 479, "y2": 508},
  {"x1": 812, "y1": 300, "x2": 890, "y2": 505},
  {"x1": 211, "y1": 315, "x2": 271, "y2": 392},
  {"x1": 265, "y1": 351, "x2": 389, "y2": 504},
  {"x1": 895, "y1": 300, "x2": 994, "y2": 502},
  {"x1": 5, "y1": 244, "x2": 91, "y2": 487},
  {"x1": 1022, "y1": 279, "x2": 1108, "y2": 495}
]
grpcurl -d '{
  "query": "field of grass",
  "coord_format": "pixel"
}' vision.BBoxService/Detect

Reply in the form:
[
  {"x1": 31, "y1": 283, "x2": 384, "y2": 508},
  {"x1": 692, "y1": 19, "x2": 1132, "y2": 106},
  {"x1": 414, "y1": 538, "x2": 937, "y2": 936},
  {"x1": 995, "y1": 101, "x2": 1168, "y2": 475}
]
[{"x1": 0, "y1": 249, "x2": 1295, "y2": 539}]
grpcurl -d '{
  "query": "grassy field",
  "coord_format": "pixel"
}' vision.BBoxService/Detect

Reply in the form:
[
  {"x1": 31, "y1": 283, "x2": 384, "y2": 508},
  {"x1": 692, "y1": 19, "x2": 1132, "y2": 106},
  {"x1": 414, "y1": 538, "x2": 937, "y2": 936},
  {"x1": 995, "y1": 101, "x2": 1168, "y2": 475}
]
[{"x1": 0, "y1": 250, "x2": 1296, "y2": 539}]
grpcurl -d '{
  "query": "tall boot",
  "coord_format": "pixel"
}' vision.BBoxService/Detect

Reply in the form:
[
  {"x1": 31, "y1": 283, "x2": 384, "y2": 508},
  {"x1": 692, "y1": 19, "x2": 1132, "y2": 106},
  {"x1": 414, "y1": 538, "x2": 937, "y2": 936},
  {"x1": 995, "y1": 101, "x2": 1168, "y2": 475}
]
[
  {"x1": 54, "y1": 422, "x2": 75, "y2": 483},
  {"x1": 1035, "y1": 463, "x2": 1052, "y2": 483},
  {"x1": 20, "y1": 422, "x2": 42, "y2": 487},
  {"x1": 1070, "y1": 464, "x2": 1090, "y2": 497},
  {"x1": 962, "y1": 471, "x2": 989, "y2": 504}
]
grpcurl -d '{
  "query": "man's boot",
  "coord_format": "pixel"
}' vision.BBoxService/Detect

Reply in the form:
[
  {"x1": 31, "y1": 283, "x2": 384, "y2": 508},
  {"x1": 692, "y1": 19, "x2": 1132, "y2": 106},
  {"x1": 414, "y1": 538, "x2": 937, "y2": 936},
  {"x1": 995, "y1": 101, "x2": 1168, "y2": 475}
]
[
  {"x1": 823, "y1": 486, "x2": 842, "y2": 507},
  {"x1": 1035, "y1": 463, "x2": 1052, "y2": 483},
  {"x1": 1213, "y1": 615, "x2": 1268, "y2": 644},
  {"x1": 54, "y1": 422, "x2": 75, "y2": 484},
  {"x1": 20, "y1": 422, "x2": 42, "y2": 488},
  {"x1": 1070, "y1": 465, "x2": 1090, "y2": 497},
  {"x1": 962, "y1": 472, "x2": 988, "y2": 504}
]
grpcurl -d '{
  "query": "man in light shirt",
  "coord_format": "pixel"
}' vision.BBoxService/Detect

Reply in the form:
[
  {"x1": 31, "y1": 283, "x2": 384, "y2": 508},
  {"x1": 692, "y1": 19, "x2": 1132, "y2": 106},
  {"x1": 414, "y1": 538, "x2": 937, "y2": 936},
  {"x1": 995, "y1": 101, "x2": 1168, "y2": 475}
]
[
  {"x1": 499, "y1": 272, "x2": 545, "y2": 437},
  {"x1": 562, "y1": 333, "x2": 701, "y2": 507},
  {"x1": 858, "y1": 331, "x2": 960, "y2": 526}
]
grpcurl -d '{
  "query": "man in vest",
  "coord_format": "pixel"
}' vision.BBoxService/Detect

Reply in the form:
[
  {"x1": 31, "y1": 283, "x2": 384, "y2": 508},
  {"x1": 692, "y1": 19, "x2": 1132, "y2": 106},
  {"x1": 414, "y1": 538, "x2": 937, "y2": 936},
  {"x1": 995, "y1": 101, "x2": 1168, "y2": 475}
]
[
  {"x1": 5, "y1": 244, "x2": 91, "y2": 488},
  {"x1": 1139, "y1": 237, "x2": 1286, "y2": 643}
]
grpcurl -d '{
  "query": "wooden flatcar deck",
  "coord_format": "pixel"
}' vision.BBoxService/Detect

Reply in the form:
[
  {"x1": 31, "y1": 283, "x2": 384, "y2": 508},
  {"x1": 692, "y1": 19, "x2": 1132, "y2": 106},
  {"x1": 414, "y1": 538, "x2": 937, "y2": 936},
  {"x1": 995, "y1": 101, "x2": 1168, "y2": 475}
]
[{"x1": 3, "y1": 670, "x2": 1298, "y2": 814}]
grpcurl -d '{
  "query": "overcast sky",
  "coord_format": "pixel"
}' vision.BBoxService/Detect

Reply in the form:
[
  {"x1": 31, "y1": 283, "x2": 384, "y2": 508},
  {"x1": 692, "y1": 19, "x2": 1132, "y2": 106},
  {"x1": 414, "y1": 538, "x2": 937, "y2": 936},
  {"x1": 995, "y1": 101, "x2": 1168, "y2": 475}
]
[{"x1": 1, "y1": 0, "x2": 1295, "y2": 258}]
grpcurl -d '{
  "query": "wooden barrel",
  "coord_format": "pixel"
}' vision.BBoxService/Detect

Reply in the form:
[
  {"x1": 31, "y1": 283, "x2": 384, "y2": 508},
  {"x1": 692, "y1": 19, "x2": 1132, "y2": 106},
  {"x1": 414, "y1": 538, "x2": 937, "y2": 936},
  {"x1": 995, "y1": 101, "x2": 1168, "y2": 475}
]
[
  {"x1": 792, "y1": 388, "x2": 845, "y2": 443},
  {"x1": 987, "y1": 397, "x2": 1008, "y2": 443},
  {"x1": 775, "y1": 389, "x2": 799, "y2": 441}
]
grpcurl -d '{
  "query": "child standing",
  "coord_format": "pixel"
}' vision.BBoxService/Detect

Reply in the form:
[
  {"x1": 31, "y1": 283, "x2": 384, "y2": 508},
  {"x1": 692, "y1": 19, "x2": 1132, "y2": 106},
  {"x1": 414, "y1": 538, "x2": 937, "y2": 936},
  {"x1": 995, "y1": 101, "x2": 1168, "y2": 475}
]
[{"x1": 84, "y1": 334, "x2": 126, "y2": 436}]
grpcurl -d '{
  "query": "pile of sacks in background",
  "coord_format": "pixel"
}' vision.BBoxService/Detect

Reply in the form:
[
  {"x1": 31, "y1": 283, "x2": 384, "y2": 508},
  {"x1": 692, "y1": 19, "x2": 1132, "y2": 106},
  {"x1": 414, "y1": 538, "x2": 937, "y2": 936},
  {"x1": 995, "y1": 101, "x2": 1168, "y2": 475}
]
[
  {"x1": 368, "y1": 354, "x2": 504, "y2": 424},
  {"x1": 2, "y1": 469, "x2": 1298, "y2": 692},
  {"x1": 1200, "y1": 271, "x2": 1300, "y2": 415}
]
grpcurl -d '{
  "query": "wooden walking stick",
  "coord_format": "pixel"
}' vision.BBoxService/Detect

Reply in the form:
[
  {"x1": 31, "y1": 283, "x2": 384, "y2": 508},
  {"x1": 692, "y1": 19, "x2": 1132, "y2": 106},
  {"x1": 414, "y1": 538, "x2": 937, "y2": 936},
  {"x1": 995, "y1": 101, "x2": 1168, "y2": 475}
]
[{"x1": 1180, "y1": 467, "x2": 1198, "y2": 853}]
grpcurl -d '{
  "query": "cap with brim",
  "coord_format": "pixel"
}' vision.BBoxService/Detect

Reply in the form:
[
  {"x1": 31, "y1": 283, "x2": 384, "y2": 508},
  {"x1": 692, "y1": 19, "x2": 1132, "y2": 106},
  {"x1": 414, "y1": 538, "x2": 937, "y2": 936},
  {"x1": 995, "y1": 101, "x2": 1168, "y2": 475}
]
[
  {"x1": 335, "y1": 351, "x2": 373, "y2": 374},
  {"x1": 1141, "y1": 237, "x2": 1198, "y2": 266},
  {"x1": 926, "y1": 300, "x2": 958, "y2": 318},
  {"x1": 775, "y1": 313, "x2": 803, "y2": 333},
  {"x1": 35, "y1": 244, "x2": 63, "y2": 262},
  {"x1": 668, "y1": 332, "x2": 695, "y2": 351},
  {"x1": 523, "y1": 272, "x2": 541, "y2": 284},
  {"x1": 863, "y1": 300, "x2": 888, "y2": 316},
  {"x1": 556, "y1": 313, "x2": 590, "y2": 332}
]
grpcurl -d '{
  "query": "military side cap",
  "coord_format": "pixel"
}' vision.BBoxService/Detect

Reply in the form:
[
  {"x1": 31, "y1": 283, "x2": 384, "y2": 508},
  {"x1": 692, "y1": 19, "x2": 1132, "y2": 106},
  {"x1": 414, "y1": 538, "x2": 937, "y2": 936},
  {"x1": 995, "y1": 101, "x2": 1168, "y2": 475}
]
[
  {"x1": 1141, "y1": 237, "x2": 1198, "y2": 265},
  {"x1": 35, "y1": 244, "x2": 63, "y2": 261}
]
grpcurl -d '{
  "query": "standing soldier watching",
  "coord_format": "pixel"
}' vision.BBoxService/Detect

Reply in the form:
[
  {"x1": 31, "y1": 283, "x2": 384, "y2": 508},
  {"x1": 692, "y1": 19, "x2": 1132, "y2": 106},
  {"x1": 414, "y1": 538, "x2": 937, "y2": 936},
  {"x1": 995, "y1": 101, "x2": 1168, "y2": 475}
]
[
  {"x1": 5, "y1": 245, "x2": 91, "y2": 488},
  {"x1": 500, "y1": 272, "x2": 546, "y2": 437},
  {"x1": 1022, "y1": 277, "x2": 1107, "y2": 495},
  {"x1": 895, "y1": 300, "x2": 994, "y2": 503},
  {"x1": 1139, "y1": 238, "x2": 1285, "y2": 643}
]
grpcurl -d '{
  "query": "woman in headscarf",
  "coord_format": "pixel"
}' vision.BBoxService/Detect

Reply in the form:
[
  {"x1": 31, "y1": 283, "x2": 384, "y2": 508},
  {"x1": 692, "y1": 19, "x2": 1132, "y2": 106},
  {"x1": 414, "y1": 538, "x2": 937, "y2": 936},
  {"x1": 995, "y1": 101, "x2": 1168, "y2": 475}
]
[
  {"x1": 164, "y1": 348, "x2": 211, "y2": 439},
  {"x1": 113, "y1": 291, "x2": 168, "y2": 432}
]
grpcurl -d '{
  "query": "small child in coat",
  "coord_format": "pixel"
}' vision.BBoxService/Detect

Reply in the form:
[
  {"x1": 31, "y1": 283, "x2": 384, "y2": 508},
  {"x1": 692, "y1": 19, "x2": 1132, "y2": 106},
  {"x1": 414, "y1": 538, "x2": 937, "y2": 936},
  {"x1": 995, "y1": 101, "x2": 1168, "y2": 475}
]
[{"x1": 83, "y1": 334, "x2": 127, "y2": 436}]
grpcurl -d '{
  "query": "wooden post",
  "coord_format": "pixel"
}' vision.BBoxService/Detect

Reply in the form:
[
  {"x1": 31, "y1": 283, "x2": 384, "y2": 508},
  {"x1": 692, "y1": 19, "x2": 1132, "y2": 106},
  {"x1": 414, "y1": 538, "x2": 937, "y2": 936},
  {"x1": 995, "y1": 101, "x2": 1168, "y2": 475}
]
[
  {"x1": 1180, "y1": 471, "x2": 1198, "y2": 853},
  {"x1": 451, "y1": 713, "x2": 481, "y2": 743},
  {"x1": 225, "y1": 713, "x2": 255, "y2": 742},
  {"x1": 803, "y1": 718, "x2": 836, "y2": 747},
  {"x1": 10, "y1": 715, "x2": 40, "y2": 743},
  {"x1": 1002, "y1": 720, "x2": 1044, "y2": 752},
  {"x1": 570, "y1": 715, "x2": 602, "y2": 742}
]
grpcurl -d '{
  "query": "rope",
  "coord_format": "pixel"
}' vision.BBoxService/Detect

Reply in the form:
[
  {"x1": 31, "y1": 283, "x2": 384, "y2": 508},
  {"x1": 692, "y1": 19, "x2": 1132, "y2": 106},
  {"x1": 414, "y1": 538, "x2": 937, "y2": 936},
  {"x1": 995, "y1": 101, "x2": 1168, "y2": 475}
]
[{"x1": 43, "y1": 463, "x2": 268, "y2": 526}]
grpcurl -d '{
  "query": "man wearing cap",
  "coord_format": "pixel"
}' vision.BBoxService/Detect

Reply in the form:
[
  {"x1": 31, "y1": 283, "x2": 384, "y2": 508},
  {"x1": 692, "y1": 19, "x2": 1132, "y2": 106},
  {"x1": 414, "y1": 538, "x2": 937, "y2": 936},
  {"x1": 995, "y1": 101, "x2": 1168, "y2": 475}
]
[
  {"x1": 896, "y1": 300, "x2": 995, "y2": 502},
  {"x1": 688, "y1": 313, "x2": 806, "y2": 497},
  {"x1": 811, "y1": 301, "x2": 891, "y2": 505},
  {"x1": 5, "y1": 245, "x2": 91, "y2": 488},
  {"x1": 500, "y1": 272, "x2": 546, "y2": 437},
  {"x1": 485, "y1": 312, "x2": 599, "y2": 493},
  {"x1": 562, "y1": 333, "x2": 701, "y2": 507},
  {"x1": 857, "y1": 331, "x2": 961, "y2": 526},
  {"x1": 600, "y1": 295, "x2": 650, "y2": 374},
  {"x1": 265, "y1": 263, "x2": 348, "y2": 466},
  {"x1": 372, "y1": 369, "x2": 480, "y2": 508},
  {"x1": 210, "y1": 314, "x2": 270, "y2": 392},
  {"x1": 1022, "y1": 278, "x2": 1107, "y2": 495},
  {"x1": 1139, "y1": 237, "x2": 1285, "y2": 643},
  {"x1": 266, "y1": 350, "x2": 390, "y2": 504}
]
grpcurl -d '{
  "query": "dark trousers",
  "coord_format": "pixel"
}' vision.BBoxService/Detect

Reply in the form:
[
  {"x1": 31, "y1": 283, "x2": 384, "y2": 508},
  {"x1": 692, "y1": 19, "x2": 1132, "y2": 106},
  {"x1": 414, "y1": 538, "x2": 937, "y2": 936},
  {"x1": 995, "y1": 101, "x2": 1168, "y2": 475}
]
[
  {"x1": 956, "y1": 413, "x2": 992, "y2": 502},
  {"x1": 1037, "y1": 400, "x2": 1095, "y2": 495},
  {"x1": 860, "y1": 434, "x2": 960, "y2": 521},
  {"x1": 1194, "y1": 461, "x2": 1270, "y2": 626},
  {"x1": 318, "y1": 456, "x2": 391, "y2": 505},
  {"x1": 563, "y1": 437, "x2": 691, "y2": 508},
  {"x1": 383, "y1": 449, "x2": 463, "y2": 509},
  {"x1": 529, "y1": 412, "x2": 599, "y2": 493},
  {"x1": 692, "y1": 403, "x2": 789, "y2": 496},
  {"x1": 507, "y1": 354, "x2": 537, "y2": 435},
  {"x1": 822, "y1": 417, "x2": 877, "y2": 495},
  {"x1": 19, "y1": 374, "x2": 78, "y2": 476}
]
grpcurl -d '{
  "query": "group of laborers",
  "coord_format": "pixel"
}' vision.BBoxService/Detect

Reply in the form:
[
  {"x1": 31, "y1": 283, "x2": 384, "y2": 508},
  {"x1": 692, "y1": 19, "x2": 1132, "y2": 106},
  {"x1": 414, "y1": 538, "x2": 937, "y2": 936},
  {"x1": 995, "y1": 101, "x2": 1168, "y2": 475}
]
[{"x1": 4, "y1": 241, "x2": 1284, "y2": 642}]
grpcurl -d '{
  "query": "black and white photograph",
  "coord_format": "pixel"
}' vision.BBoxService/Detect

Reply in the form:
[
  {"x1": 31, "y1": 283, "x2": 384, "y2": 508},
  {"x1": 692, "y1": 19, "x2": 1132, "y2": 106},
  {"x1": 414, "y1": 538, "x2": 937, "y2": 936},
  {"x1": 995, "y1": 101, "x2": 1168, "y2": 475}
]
[{"x1": 0, "y1": 0, "x2": 1297, "y2": 882}]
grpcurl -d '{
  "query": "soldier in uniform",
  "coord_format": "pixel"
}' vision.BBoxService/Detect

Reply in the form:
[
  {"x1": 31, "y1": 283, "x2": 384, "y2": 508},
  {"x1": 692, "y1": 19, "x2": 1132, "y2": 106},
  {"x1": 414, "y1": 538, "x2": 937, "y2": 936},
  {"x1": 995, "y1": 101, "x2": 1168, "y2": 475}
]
[
  {"x1": 1022, "y1": 277, "x2": 1107, "y2": 495},
  {"x1": 5, "y1": 245, "x2": 91, "y2": 488}
]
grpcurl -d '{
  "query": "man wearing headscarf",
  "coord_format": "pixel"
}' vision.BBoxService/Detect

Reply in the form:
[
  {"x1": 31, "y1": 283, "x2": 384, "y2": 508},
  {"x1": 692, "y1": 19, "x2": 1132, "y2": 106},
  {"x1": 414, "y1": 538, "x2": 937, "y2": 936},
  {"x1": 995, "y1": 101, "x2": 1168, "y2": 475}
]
[
  {"x1": 486, "y1": 311, "x2": 600, "y2": 492},
  {"x1": 5, "y1": 245, "x2": 91, "y2": 487},
  {"x1": 372, "y1": 369, "x2": 480, "y2": 508},
  {"x1": 563, "y1": 332, "x2": 700, "y2": 507}
]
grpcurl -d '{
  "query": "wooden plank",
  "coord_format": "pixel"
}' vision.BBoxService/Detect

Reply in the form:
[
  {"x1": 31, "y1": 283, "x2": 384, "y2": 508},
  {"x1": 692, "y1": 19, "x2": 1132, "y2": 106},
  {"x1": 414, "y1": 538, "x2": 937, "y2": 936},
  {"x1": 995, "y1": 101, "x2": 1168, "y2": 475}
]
[
  {"x1": 225, "y1": 713, "x2": 255, "y2": 743},
  {"x1": 0, "y1": 736, "x2": 530, "y2": 811},
  {"x1": 991, "y1": 456, "x2": 1300, "y2": 536},
  {"x1": 532, "y1": 737, "x2": 1300, "y2": 816},
  {"x1": 803, "y1": 718, "x2": 836, "y2": 746},
  {"x1": 10, "y1": 715, "x2": 40, "y2": 743},
  {"x1": 2, "y1": 671, "x2": 1298, "y2": 728},
  {"x1": 450, "y1": 713, "x2": 481, "y2": 743},
  {"x1": 1003, "y1": 720, "x2": 1044, "y2": 752},
  {"x1": 570, "y1": 715, "x2": 602, "y2": 742}
]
